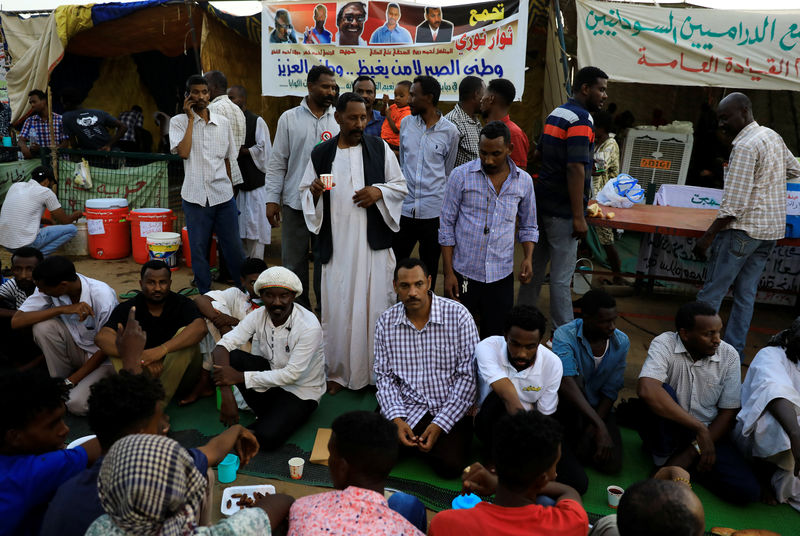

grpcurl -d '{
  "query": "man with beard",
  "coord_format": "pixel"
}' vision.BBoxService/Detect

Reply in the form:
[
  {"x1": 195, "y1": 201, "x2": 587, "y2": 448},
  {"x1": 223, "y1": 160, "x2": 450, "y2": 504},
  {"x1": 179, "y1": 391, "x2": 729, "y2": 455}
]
[
  {"x1": 266, "y1": 66, "x2": 339, "y2": 311},
  {"x1": 394, "y1": 75, "x2": 459, "y2": 289},
  {"x1": 415, "y1": 6, "x2": 453, "y2": 43},
  {"x1": 211, "y1": 267, "x2": 325, "y2": 451},
  {"x1": 0, "y1": 247, "x2": 43, "y2": 369},
  {"x1": 479, "y1": 79, "x2": 528, "y2": 169},
  {"x1": 439, "y1": 121, "x2": 536, "y2": 337},
  {"x1": 374, "y1": 258, "x2": 479, "y2": 478},
  {"x1": 353, "y1": 76, "x2": 384, "y2": 137},
  {"x1": 299, "y1": 93, "x2": 407, "y2": 395},
  {"x1": 95, "y1": 260, "x2": 207, "y2": 406},
  {"x1": 693, "y1": 92, "x2": 800, "y2": 361},
  {"x1": 636, "y1": 301, "x2": 761, "y2": 504},
  {"x1": 370, "y1": 3, "x2": 412, "y2": 44},
  {"x1": 336, "y1": 2, "x2": 368, "y2": 46},
  {"x1": 170, "y1": 75, "x2": 245, "y2": 295},
  {"x1": 518, "y1": 67, "x2": 607, "y2": 332}
]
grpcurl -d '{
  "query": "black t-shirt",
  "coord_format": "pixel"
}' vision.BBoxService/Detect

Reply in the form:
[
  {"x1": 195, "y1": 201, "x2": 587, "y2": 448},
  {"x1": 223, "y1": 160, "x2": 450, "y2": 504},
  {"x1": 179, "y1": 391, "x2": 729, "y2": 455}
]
[
  {"x1": 62, "y1": 109, "x2": 116, "y2": 150},
  {"x1": 104, "y1": 291, "x2": 201, "y2": 349}
]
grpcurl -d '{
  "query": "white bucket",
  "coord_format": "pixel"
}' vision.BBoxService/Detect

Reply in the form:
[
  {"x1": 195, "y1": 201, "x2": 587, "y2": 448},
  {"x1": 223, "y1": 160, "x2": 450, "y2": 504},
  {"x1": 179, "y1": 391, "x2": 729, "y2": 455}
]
[
  {"x1": 146, "y1": 231, "x2": 181, "y2": 270},
  {"x1": 573, "y1": 258, "x2": 593, "y2": 295}
]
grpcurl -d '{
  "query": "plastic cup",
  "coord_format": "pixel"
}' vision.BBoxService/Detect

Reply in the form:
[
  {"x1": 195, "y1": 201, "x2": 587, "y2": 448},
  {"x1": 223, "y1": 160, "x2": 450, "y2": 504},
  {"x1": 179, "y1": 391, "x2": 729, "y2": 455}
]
[
  {"x1": 607, "y1": 485, "x2": 624, "y2": 508},
  {"x1": 320, "y1": 174, "x2": 334, "y2": 190},
  {"x1": 451, "y1": 493, "x2": 481, "y2": 509},
  {"x1": 288, "y1": 457, "x2": 305, "y2": 479},
  {"x1": 1, "y1": 137, "x2": 11, "y2": 147},
  {"x1": 218, "y1": 453, "x2": 240, "y2": 484}
]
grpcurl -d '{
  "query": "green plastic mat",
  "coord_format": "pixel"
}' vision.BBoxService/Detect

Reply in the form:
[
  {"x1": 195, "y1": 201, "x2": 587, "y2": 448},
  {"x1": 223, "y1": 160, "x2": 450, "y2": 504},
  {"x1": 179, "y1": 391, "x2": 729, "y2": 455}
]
[{"x1": 66, "y1": 390, "x2": 800, "y2": 533}]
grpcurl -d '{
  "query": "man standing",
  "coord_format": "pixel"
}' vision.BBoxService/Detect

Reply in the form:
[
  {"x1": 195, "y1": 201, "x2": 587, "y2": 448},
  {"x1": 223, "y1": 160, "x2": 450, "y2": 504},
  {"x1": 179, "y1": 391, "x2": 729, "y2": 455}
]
[
  {"x1": 353, "y1": 76, "x2": 384, "y2": 137},
  {"x1": 117, "y1": 105, "x2": 144, "y2": 152},
  {"x1": 303, "y1": 4, "x2": 333, "y2": 44},
  {"x1": 207, "y1": 71, "x2": 245, "y2": 188},
  {"x1": 370, "y1": 3, "x2": 413, "y2": 44},
  {"x1": 444, "y1": 76, "x2": 485, "y2": 168},
  {"x1": 394, "y1": 75, "x2": 459, "y2": 288},
  {"x1": 479, "y1": 78, "x2": 528, "y2": 169},
  {"x1": 0, "y1": 166, "x2": 81, "y2": 256},
  {"x1": 266, "y1": 65, "x2": 338, "y2": 310},
  {"x1": 415, "y1": 6, "x2": 453, "y2": 43},
  {"x1": 18, "y1": 89, "x2": 69, "y2": 159},
  {"x1": 519, "y1": 67, "x2": 607, "y2": 330},
  {"x1": 636, "y1": 301, "x2": 761, "y2": 504},
  {"x1": 694, "y1": 92, "x2": 800, "y2": 361},
  {"x1": 95, "y1": 260, "x2": 208, "y2": 406},
  {"x1": 551, "y1": 289, "x2": 628, "y2": 495},
  {"x1": 374, "y1": 258, "x2": 478, "y2": 478},
  {"x1": 440, "y1": 121, "x2": 535, "y2": 337},
  {"x1": 61, "y1": 88, "x2": 127, "y2": 152},
  {"x1": 336, "y1": 2, "x2": 368, "y2": 46},
  {"x1": 228, "y1": 85, "x2": 272, "y2": 260},
  {"x1": 170, "y1": 74, "x2": 245, "y2": 295},
  {"x1": 11, "y1": 256, "x2": 118, "y2": 415},
  {"x1": 300, "y1": 93, "x2": 407, "y2": 394},
  {"x1": 0, "y1": 247, "x2": 43, "y2": 369}
]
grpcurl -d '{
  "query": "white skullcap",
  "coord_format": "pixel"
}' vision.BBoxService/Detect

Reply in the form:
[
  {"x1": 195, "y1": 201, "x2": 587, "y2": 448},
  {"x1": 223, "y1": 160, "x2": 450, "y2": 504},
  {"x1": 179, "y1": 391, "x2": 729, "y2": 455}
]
[{"x1": 254, "y1": 266, "x2": 303, "y2": 297}]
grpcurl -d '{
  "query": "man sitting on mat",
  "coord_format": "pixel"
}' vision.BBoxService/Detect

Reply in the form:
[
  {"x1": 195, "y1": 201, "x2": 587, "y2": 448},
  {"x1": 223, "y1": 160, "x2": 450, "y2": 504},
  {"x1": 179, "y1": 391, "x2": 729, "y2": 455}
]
[
  {"x1": 636, "y1": 301, "x2": 761, "y2": 504},
  {"x1": 374, "y1": 257, "x2": 479, "y2": 479},
  {"x1": 288, "y1": 411, "x2": 425, "y2": 535},
  {"x1": 180, "y1": 257, "x2": 268, "y2": 406},
  {"x1": 211, "y1": 266, "x2": 325, "y2": 451},
  {"x1": 95, "y1": 260, "x2": 207, "y2": 406},
  {"x1": 551, "y1": 289, "x2": 628, "y2": 494},
  {"x1": 430, "y1": 411, "x2": 588, "y2": 536}
]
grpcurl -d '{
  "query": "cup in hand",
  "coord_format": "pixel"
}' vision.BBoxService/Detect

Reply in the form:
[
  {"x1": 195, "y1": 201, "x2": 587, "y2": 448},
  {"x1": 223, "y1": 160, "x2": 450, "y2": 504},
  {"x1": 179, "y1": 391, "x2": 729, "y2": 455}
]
[{"x1": 320, "y1": 174, "x2": 334, "y2": 190}]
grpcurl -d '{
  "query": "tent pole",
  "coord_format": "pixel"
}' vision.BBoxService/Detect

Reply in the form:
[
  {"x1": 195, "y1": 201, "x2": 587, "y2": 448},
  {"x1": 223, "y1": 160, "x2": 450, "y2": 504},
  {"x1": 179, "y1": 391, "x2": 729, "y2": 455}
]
[
  {"x1": 552, "y1": 0, "x2": 571, "y2": 96},
  {"x1": 186, "y1": 1, "x2": 203, "y2": 74},
  {"x1": 47, "y1": 82, "x2": 58, "y2": 183}
]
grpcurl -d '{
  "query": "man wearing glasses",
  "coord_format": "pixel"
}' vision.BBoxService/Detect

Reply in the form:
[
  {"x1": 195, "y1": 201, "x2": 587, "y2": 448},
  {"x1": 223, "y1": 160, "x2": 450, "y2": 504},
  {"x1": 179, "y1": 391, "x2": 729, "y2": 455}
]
[
  {"x1": 336, "y1": 2, "x2": 368, "y2": 46},
  {"x1": 270, "y1": 9, "x2": 299, "y2": 44}
]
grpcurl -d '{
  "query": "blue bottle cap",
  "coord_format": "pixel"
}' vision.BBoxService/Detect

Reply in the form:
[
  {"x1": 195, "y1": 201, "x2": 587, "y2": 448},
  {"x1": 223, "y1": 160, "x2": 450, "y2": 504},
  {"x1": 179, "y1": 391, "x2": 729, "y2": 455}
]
[{"x1": 451, "y1": 493, "x2": 481, "y2": 509}]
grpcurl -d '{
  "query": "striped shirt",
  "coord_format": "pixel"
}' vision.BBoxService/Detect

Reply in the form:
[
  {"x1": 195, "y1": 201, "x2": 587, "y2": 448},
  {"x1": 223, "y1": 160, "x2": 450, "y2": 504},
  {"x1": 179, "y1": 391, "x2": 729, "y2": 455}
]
[
  {"x1": 19, "y1": 113, "x2": 68, "y2": 147},
  {"x1": 0, "y1": 278, "x2": 31, "y2": 309},
  {"x1": 374, "y1": 293, "x2": 479, "y2": 432},
  {"x1": 444, "y1": 103, "x2": 482, "y2": 168},
  {"x1": 719, "y1": 121, "x2": 800, "y2": 240},
  {"x1": 438, "y1": 158, "x2": 537, "y2": 283},
  {"x1": 209, "y1": 95, "x2": 246, "y2": 186},
  {"x1": 536, "y1": 99, "x2": 595, "y2": 218}
]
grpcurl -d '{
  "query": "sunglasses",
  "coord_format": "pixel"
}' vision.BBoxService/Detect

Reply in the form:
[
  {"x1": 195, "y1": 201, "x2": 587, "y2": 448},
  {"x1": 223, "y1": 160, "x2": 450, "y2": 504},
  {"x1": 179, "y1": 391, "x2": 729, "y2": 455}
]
[
  {"x1": 276, "y1": 22, "x2": 293, "y2": 30},
  {"x1": 342, "y1": 14, "x2": 366, "y2": 23}
]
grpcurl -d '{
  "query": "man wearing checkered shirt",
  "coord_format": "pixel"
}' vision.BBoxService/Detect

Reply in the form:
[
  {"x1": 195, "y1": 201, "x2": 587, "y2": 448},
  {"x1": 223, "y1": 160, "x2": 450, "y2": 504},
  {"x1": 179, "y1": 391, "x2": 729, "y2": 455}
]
[
  {"x1": 694, "y1": 92, "x2": 800, "y2": 361},
  {"x1": 374, "y1": 258, "x2": 479, "y2": 478}
]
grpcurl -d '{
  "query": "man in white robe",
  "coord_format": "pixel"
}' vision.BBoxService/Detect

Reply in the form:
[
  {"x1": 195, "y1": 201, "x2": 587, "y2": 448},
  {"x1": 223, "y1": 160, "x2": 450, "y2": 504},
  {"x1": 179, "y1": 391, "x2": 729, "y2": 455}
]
[
  {"x1": 229, "y1": 85, "x2": 272, "y2": 259},
  {"x1": 300, "y1": 92, "x2": 407, "y2": 393},
  {"x1": 735, "y1": 317, "x2": 800, "y2": 510}
]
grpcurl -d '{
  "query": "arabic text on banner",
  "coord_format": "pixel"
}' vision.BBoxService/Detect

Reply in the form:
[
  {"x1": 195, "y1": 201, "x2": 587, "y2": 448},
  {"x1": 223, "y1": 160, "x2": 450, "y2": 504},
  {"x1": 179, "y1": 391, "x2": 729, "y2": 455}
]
[
  {"x1": 576, "y1": 0, "x2": 800, "y2": 90},
  {"x1": 260, "y1": 1, "x2": 528, "y2": 99}
]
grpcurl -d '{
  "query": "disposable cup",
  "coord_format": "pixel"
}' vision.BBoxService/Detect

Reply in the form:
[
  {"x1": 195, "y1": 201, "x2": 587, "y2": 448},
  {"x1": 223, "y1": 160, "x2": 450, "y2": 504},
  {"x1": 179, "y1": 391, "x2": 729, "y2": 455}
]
[
  {"x1": 607, "y1": 485, "x2": 624, "y2": 508},
  {"x1": 320, "y1": 174, "x2": 334, "y2": 190},
  {"x1": 288, "y1": 457, "x2": 305, "y2": 479}
]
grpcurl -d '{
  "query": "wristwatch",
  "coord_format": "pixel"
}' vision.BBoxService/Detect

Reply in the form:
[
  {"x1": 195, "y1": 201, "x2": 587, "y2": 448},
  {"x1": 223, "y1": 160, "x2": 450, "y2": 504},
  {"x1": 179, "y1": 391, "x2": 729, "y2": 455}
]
[{"x1": 63, "y1": 378, "x2": 75, "y2": 390}]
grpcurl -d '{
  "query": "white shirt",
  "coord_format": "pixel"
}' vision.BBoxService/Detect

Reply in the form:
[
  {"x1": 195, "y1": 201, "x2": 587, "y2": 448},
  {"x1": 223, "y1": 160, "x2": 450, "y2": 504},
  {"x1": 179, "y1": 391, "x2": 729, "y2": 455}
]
[
  {"x1": 0, "y1": 180, "x2": 62, "y2": 248},
  {"x1": 476, "y1": 336, "x2": 563, "y2": 414},
  {"x1": 205, "y1": 287, "x2": 257, "y2": 321},
  {"x1": 19, "y1": 274, "x2": 118, "y2": 354},
  {"x1": 216, "y1": 303, "x2": 326, "y2": 402},
  {"x1": 209, "y1": 95, "x2": 246, "y2": 186},
  {"x1": 169, "y1": 111, "x2": 238, "y2": 206}
]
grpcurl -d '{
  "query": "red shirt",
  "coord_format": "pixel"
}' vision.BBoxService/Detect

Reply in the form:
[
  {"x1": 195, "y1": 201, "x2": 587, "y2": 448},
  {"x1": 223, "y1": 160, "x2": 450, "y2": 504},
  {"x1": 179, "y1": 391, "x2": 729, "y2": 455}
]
[
  {"x1": 502, "y1": 115, "x2": 530, "y2": 169},
  {"x1": 429, "y1": 500, "x2": 589, "y2": 536}
]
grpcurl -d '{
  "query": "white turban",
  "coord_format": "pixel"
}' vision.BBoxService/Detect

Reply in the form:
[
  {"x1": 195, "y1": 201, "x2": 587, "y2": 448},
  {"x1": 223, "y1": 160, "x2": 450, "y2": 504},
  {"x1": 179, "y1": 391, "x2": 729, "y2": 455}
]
[{"x1": 253, "y1": 266, "x2": 303, "y2": 297}]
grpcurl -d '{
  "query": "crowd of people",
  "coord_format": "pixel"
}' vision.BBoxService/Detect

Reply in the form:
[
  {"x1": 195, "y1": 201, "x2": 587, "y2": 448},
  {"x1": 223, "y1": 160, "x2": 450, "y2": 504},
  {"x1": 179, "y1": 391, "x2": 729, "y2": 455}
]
[{"x1": 1, "y1": 62, "x2": 799, "y2": 536}]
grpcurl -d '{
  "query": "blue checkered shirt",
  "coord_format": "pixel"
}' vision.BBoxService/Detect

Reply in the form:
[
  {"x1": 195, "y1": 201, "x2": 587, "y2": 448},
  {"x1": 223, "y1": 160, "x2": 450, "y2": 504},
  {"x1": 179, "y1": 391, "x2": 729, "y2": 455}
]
[
  {"x1": 438, "y1": 158, "x2": 538, "y2": 283},
  {"x1": 20, "y1": 113, "x2": 68, "y2": 146},
  {"x1": 374, "y1": 293, "x2": 479, "y2": 432}
]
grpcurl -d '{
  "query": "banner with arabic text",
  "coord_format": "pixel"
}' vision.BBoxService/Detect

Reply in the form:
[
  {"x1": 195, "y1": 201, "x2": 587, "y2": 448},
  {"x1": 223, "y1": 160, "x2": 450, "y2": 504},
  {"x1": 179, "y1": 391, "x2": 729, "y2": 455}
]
[
  {"x1": 261, "y1": 0, "x2": 528, "y2": 99},
  {"x1": 577, "y1": 0, "x2": 800, "y2": 90}
]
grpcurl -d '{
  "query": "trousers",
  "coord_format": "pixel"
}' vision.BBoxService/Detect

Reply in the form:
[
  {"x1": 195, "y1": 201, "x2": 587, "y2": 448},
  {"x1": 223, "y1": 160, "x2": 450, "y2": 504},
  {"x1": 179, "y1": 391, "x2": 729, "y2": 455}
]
[{"x1": 393, "y1": 216, "x2": 441, "y2": 289}]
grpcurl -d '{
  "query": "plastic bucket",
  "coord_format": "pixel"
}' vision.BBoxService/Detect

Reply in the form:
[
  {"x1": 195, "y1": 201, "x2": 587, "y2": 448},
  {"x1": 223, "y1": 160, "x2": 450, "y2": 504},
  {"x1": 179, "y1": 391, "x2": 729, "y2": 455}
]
[
  {"x1": 217, "y1": 453, "x2": 240, "y2": 483},
  {"x1": 146, "y1": 232, "x2": 181, "y2": 271},
  {"x1": 181, "y1": 226, "x2": 217, "y2": 268},
  {"x1": 57, "y1": 218, "x2": 89, "y2": 257},
  {"x1": 85, "y1": 199, "x2": 130, "y2": 260},
  {"x1": 129, "y1": 208, "x2": 175, "y2": 264},
  {"x1": 573, "y1": 258, "x2": 593, "y2": 295}
]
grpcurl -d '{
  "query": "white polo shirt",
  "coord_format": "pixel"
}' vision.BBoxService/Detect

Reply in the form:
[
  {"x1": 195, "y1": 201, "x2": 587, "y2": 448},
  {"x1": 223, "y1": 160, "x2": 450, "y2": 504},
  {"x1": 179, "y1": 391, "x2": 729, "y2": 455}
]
[
  {"x1": 0, "y1": 180, "x2": 62, "y2": 249},
  {"x1": 476, "y1": 336, "x2": 563, "y2": 414}
]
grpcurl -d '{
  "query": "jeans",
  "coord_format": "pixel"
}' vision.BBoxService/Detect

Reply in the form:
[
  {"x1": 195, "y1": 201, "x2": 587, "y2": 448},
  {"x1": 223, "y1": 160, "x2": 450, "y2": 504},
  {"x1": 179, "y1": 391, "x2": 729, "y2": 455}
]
[
  {"x1": 182, "y1": 198, "x2": 245, "y2": 294},
  {"x1": 518, "y1": 214, "x2": 578, "y2": 330},
  {"x1": 696, "y1": 229, "x2": 775, "y2": 360},
  {"x1": 387, "y1": 492, "x2": 427, "y2": 532},
  {"x1": 281, "y1": 206, "x2": 321, "y2": 311},
  {"x1": 28, "y1": 224, "x2": 77, "y2": 256}
]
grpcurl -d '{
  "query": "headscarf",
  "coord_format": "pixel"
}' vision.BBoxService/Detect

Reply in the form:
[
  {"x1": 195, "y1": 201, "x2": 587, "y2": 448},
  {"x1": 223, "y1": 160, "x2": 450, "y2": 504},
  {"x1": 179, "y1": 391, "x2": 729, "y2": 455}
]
[
  {"x1": 97, "y1": 434, "x2": 207, "y2": 536},
  {"x1": 254, "y1": 266, "x2": 303, "y2": 297}
]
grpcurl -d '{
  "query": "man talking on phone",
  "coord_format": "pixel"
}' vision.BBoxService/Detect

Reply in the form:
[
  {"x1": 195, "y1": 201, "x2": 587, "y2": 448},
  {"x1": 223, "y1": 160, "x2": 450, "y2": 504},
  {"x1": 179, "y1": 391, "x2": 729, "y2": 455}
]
[{"x1": 170, "y1": 74, "x2": 246, "y2": 295}]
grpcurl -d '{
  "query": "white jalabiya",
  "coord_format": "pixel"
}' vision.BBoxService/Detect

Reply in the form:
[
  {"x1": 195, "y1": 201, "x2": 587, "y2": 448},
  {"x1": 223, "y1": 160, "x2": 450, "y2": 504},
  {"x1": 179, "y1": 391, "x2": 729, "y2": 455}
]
[
  {"x1": 237, "y1": 115, "x2": 272, "y2": 258},
  {"x1": 300, "y1": 141, "x2": 408, "y2": 390},
  {"x1": 735, "y1": 345, "x2": 800, "y2": 511}
]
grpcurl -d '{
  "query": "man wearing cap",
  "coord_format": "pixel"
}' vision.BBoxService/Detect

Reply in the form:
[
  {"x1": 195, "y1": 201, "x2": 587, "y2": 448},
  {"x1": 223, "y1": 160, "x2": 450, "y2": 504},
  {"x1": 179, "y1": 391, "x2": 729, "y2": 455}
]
[
  {"x1": 0, "y1": 166, "x2": 82, "y2": 256},
  {"x1": 211, "y1": 267, "x2": 326, "y2": 450}
]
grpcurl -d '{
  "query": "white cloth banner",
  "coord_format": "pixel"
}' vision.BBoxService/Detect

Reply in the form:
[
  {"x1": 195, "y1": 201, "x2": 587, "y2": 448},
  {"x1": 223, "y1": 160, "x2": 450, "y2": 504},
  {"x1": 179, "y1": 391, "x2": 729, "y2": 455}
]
[{"x1": 576, "y1": 0, "x2": 800, "y2": 90}]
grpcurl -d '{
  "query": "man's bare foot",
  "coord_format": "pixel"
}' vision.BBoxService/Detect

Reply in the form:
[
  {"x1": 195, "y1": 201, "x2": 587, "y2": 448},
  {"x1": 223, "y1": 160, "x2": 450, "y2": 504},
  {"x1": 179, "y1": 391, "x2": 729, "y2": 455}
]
[
  {"x1": 179, "y1": 371, "x2": 215, "y2": 406},
  {"x1": 327, "y1": 380, "x2": 345, "y2": 395}
]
